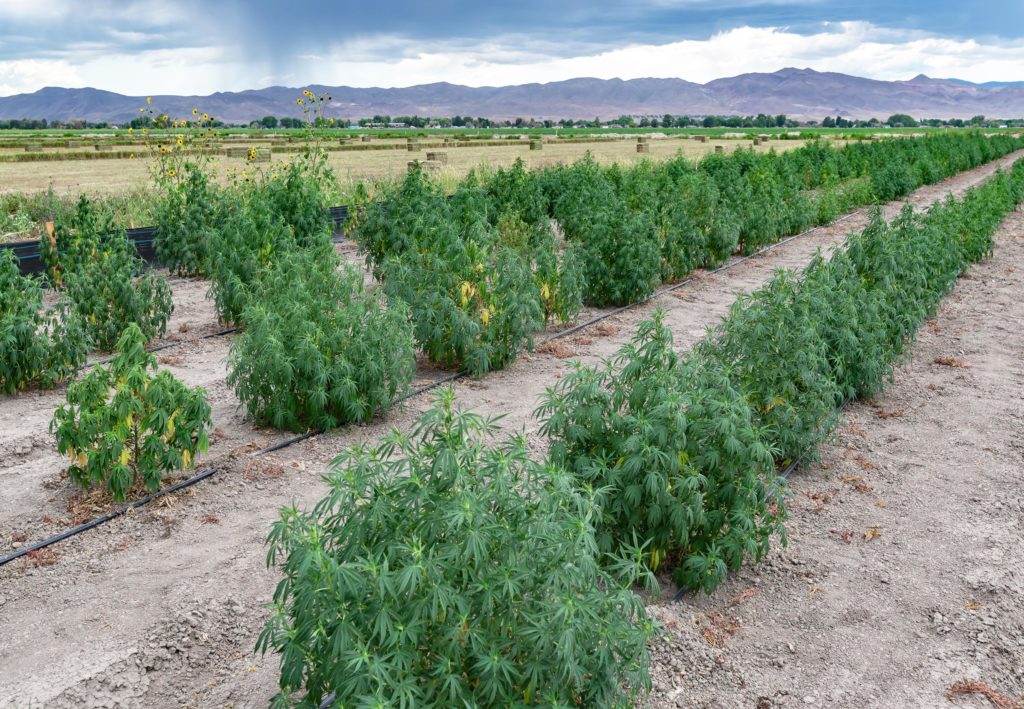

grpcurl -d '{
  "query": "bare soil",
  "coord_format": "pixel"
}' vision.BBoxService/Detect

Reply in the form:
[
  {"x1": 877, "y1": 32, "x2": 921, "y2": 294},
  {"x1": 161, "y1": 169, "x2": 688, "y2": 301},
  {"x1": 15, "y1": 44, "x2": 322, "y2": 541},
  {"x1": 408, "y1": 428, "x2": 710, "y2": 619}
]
[{"x1": 0, "y1": 151, "x2": 1021, "y2": 708}]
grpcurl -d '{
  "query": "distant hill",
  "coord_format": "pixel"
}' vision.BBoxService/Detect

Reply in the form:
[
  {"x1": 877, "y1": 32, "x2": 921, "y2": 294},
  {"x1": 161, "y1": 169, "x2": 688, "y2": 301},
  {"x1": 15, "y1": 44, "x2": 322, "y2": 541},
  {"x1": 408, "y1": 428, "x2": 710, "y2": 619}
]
[{"x1": 1, "y1": 68, "x2": 1023, "y2": 123}]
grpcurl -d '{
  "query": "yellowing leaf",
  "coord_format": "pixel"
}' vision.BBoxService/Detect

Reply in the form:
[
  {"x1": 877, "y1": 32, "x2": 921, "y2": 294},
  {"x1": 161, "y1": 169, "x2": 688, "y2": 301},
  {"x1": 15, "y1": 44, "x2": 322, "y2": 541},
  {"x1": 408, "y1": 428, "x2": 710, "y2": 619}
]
[
  {"x1": 182, "y1": 450, "x2": 192, "y2": 468},
  {"x1": 119, "y1": 449, "x2": 131, "y2": 466}
]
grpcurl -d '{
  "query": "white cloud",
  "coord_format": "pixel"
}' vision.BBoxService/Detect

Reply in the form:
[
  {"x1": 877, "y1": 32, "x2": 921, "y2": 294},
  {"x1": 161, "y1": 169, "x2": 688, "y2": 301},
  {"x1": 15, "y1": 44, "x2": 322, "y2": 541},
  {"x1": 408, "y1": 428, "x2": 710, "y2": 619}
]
[
  {"x1": 309, "y1": 22, "x2": 1024, "y2": 87},
  {"x1": 0, "y1": 59, "x2": 82, "y2": 95},
  {"x1": 0, "y1": 0, "x2": 72, "y2": 21},
  {"x1": 0, "y1": 21, "x2": 1021, "y2": 96}
]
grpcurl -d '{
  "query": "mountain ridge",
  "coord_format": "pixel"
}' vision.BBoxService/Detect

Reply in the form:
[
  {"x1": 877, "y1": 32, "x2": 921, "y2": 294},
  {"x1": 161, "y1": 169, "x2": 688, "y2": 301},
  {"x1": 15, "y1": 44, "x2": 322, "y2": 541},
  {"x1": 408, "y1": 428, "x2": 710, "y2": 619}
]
[{"x1": 1, "y1": 68, "x2": 1022, "y2": 123}]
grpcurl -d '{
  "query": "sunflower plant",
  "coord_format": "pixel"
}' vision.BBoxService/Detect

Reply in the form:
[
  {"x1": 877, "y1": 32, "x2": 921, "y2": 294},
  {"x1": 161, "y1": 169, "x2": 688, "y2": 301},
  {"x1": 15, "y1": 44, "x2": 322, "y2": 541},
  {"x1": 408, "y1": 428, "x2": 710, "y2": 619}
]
[{"x1": 144, "y1": 101, "x2": 224, "y2": 276}]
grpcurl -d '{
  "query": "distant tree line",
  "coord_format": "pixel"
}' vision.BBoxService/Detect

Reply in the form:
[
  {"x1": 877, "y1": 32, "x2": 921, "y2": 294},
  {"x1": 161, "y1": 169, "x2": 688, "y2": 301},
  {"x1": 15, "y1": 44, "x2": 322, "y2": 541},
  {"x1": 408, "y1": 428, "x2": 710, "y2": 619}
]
[
  {"x1": 0, "y1": 118, "x2": 121, "y2": 129},
  {"x1": 606, "y1": 113, "x2": 794, "y2": 128},
  {"x1": 813, "y1": 114, "x2": 1019, "y2": 129},
  {"x1": 1, "y1": 112, "x2": 1022, "y2": 131}
]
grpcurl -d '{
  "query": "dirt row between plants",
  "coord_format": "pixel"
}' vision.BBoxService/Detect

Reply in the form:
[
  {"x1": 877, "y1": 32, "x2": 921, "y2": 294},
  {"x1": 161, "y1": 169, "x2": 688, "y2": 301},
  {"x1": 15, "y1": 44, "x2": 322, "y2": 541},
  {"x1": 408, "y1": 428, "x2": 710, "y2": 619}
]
[{"x1": 1, "y1": 151, "x2": 1022, "y2": 707}]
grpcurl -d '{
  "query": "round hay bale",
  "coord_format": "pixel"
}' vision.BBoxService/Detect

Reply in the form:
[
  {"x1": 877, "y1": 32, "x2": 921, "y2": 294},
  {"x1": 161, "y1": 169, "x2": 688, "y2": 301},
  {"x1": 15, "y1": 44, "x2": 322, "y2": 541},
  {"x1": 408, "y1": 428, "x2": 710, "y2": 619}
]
[
  {"x1": 360, "y1": 135, "x2": 371, "y2": 142},
  {"x1": 714, "y1": 145, "x2": 724, "y2": 153}
]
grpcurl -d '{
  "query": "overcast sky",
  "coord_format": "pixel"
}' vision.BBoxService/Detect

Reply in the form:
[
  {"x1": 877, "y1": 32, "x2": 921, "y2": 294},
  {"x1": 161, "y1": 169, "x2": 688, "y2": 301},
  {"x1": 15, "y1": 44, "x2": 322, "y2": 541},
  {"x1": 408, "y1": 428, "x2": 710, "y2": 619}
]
[{"x1": 1, "y1": 0, "x2": 1022, "y2": 96}]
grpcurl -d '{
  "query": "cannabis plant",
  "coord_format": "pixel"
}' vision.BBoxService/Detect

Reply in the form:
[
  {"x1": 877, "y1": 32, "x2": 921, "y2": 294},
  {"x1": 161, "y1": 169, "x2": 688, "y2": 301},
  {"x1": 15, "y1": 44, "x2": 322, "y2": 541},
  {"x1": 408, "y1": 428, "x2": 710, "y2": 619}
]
[
  {"x1": 51, "y1": 323, "x2": 211, "y2": 501},
  {"x1": 701, "y1": 271, "x2": 841, "y2": 465},
  {"x1": 0, "y1": 249, "x2": 90, "y2": 394},
  {"x1": 227, "y1": 250, "x2": 416, "y2": 432},
  {"x1": 61, "y1": 234, "x2": 173, "y2": 351},
  {"x1": 155, "y1": 162, "x2": 224, "y2": 276},
  {"x1": 259, "y1": 389, "x2": 656, "y2": 707},
  {"x1": 537, "y1": 312, "x2": 786, "y2": 592},
  {"x1": 355, "y1": 165, "x2": 545, "y2": 376},
  {"x1": 207, "y1": 170, "x2": 336, "y2": 327}
]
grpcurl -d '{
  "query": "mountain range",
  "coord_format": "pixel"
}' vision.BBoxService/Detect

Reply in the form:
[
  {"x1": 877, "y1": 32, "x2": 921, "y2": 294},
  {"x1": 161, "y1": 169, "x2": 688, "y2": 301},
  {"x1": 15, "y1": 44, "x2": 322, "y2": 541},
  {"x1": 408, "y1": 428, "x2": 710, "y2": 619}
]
[{"x1": 1, "y1": 68, "x2": 1023, "y2": 123}]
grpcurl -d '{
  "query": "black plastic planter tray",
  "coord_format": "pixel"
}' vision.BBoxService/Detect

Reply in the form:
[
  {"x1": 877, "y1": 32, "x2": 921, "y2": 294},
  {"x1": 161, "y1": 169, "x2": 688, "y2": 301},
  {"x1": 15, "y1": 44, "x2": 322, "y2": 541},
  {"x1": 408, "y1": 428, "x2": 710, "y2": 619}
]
[{"x1": 1, "y1": 205, "x2": 352, "y2": 277}]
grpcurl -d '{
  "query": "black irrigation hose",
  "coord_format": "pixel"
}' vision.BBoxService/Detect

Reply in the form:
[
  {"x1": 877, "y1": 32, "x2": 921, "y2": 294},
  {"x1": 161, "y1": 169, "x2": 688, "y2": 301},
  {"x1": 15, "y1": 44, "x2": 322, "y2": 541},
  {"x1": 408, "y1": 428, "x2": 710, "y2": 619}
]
[
  {"x1": 0, "y1": 466, "x2": 219, "y2": 567},
  {"x1": 0, "y1": 212, "x2": 859, "y2": 569},
  {"x1": 0, "y1": 371, "x2": 463, "y2": 569},
  {"x1": 83, "y1": 327, "x2": 238, "y2": 371}
]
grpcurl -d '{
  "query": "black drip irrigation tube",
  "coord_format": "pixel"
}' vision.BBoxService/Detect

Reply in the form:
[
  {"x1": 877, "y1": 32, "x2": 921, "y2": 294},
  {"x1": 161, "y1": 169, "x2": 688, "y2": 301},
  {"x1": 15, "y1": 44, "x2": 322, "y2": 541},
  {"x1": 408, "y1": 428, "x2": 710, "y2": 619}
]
[
  {"x1": 0, "y1": 467, "x2": 219, "y2": 567},
  {"x1": 0, "y1": 211, "x2": 860, "y2": 570}
]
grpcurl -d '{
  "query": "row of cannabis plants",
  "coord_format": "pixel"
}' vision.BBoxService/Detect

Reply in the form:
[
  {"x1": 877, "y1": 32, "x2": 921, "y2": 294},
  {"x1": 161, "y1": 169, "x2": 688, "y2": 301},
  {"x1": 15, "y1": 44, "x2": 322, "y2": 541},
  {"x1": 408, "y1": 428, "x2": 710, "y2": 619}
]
[
  {"x1": 7, "y1": 131, "x2": 1018, "y2": 399},
  {"x1": 256, "y1": 160, "x2": 1024, "y2": 707},
  {"x1": 539, "y1": 131, "x2": 1024, "y2": 307},
  {"x1": 347, "y1": 132, "x2": 1024, "y2": 381},
  {"x1": 141, "y1": 129, "x2": 1024, "y2": 392},
  {"x1": 0, "y1": 200, "x2": 214, "y2": 502},
  {"x1": 147, "y1": 130, "x2": 1024, "y2": 437}
]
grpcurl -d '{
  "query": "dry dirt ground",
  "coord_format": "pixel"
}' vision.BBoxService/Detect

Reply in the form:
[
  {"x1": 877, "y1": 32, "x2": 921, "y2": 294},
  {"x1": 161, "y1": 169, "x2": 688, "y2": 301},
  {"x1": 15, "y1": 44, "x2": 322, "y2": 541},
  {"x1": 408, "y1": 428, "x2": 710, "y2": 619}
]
[{"x1": 0, "y1": 151, "x2": 1021, "y2": 708}]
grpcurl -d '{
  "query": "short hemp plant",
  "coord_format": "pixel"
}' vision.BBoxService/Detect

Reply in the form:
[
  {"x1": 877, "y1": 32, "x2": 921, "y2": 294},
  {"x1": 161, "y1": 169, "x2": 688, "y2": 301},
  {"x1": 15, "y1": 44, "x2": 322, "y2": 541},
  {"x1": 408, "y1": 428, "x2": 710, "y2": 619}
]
[{"x1": 51, "y1": 323, "x2": 212, "y2": 502}]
